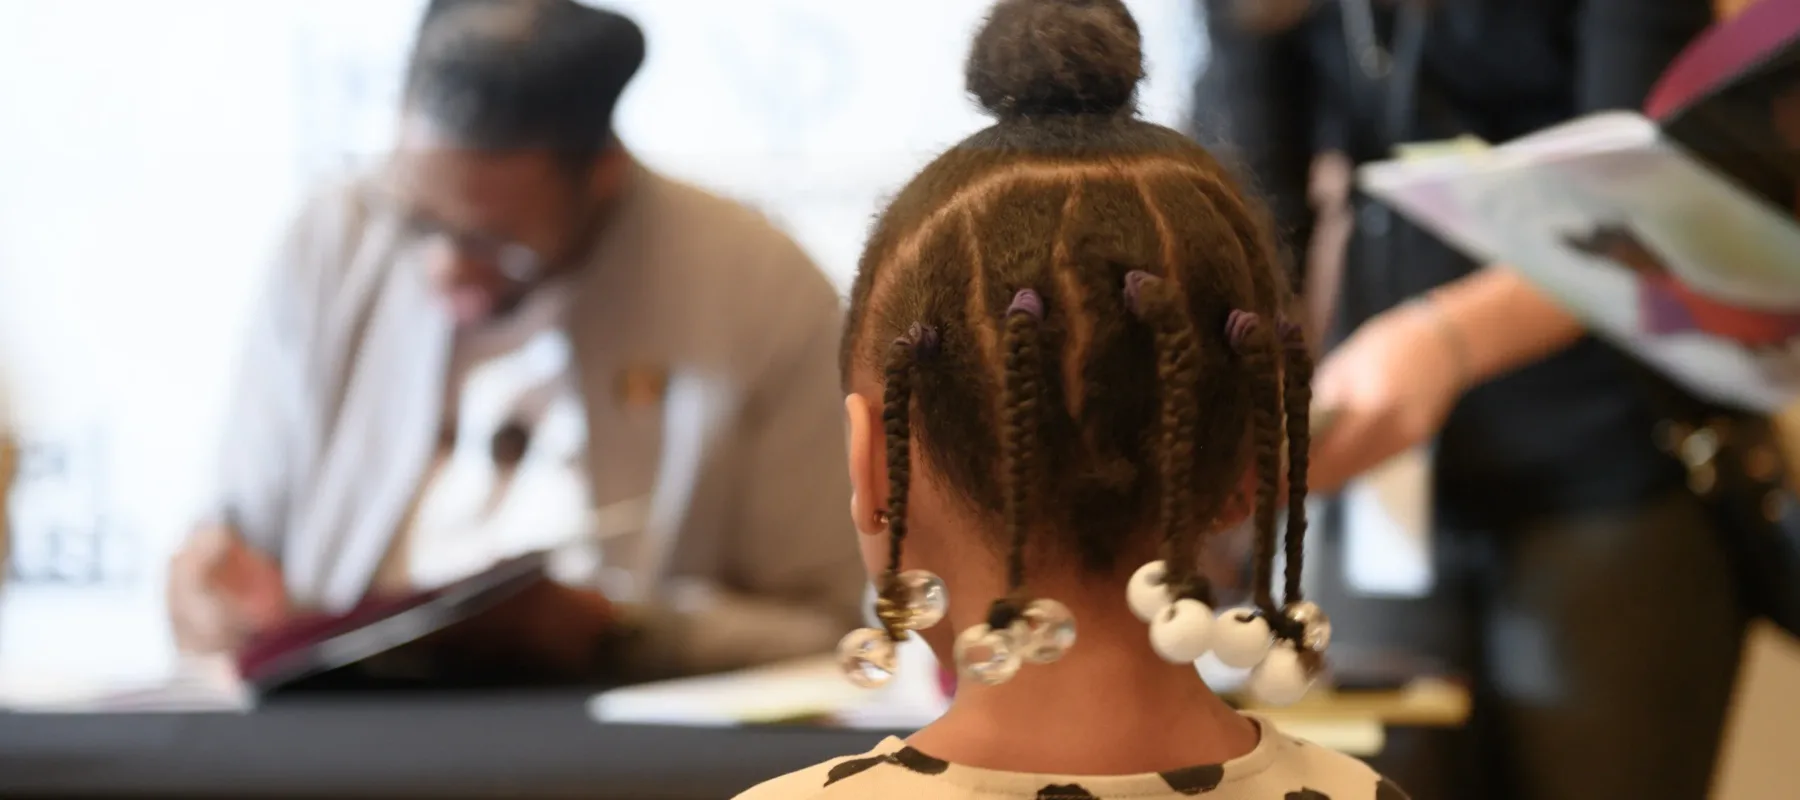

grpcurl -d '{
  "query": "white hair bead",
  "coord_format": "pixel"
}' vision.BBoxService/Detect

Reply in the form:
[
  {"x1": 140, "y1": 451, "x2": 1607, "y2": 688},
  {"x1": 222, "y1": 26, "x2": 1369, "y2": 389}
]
[
  {"x1": 1127, "y1": 560, "x2": 1173, "y2": 622},
  {"x1": 1247, "y1": 641, "x2": 1316, "y2": 706},
  {"x1": 1210, "y1": 607, "x2": 1274, "y2": 669},
  {"x1": 1148, "y1": 598, "x2": 1216, "y2": 663}
]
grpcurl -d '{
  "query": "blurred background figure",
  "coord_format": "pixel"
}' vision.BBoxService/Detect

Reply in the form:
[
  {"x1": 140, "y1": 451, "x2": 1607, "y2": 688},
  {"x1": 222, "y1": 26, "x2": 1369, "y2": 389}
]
[
  {"x1": 0, "y1": 0, "x2": 1203, "y2": 689},
  {"x1": 164, "y1": 0, "x2": 864, "y2": 683},
  {"x1": 1192, "y1": 0, "x2": 1746, "y2": 798}
]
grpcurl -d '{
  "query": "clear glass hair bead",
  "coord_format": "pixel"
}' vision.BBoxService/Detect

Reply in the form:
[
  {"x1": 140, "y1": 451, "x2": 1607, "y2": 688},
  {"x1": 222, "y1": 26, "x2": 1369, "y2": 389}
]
[
  {"x1": 1127, "y1": 560, "x2": 1172, "y2": 622},
  {"x1": 836, "y1": 628, "x2": 898, "y2": 689},
  {"x1": 954, "y1": 623, "x2": 1023, "y2": 686},
  {"x1": 1013, "y1": 598, "x2": 1077, "y2": 665},
  {"x1": 894, "y1": 569, "x2": 949, "y2": 631},
  {"x1": 1284, "y1": 600, "x2": 1332, "y2": 652}
]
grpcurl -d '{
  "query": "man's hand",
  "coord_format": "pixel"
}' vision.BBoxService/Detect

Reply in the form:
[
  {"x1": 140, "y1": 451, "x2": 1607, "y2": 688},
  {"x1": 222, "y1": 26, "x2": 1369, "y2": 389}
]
[
  {"x1": 167, "y1": 525, "x2": 292, "y2": 654},
  {"x1": 1307, "y1": 299, "x2": 1467, "y2": 494}
]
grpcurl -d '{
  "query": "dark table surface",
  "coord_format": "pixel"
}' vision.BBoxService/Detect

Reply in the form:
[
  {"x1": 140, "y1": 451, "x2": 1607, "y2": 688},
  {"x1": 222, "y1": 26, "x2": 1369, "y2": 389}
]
[{"x1": 0, "y1": 691, "x2": 893, "y2": 799}]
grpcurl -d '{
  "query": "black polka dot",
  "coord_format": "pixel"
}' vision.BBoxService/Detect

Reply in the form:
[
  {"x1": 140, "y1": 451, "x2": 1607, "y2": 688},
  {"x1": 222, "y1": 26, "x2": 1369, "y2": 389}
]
[
  {"x1": 891, "y1": 747, "x2": 951, "y2": 776},
  {"x1": 1285, "y1": 790, "x2": 1332, "y2": 800},
  {"x1": 822, "y1": 747, "x2": 950, "y2": 788},
  {"x1": 1160, "y1": 763, "x2": 1226, "y2": 794},
  {"x1": 1036, "y1": 785, "x2": 1099, "y2": 799},
  {"x1": 1376, "y1": 777, "x2": 1410, "y2": 800},
  {"x1": 822, "y1": 755, "x2": 887, "y2": 787}
]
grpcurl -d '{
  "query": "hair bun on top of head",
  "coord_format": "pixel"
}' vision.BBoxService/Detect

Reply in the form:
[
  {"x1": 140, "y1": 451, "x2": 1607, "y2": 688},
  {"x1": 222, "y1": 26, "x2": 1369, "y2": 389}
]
[{"x1": 965, "y1": 0, "x2": 1146, "y2": 120}]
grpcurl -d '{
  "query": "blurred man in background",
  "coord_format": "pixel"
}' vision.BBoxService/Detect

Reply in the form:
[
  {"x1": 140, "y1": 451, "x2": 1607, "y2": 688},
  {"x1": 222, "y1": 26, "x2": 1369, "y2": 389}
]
[{"x1": 166, "y1": 0, "x2": 862, "y2": 683}]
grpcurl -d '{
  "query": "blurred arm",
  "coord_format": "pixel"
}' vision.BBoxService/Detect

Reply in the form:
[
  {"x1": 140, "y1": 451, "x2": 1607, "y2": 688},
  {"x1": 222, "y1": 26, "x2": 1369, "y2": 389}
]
[
  {"x1": 169, "y1": 186, "x2": 356, "y2": 646},
  {"x1": 1419, "y1": 267, "x2": 1586, "y2": 390}
]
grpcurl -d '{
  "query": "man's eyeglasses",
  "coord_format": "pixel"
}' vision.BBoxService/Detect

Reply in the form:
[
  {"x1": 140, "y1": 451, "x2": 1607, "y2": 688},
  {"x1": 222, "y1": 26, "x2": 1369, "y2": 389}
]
[{"x1": 404, "y1": 216, "x2": 544, "y2": 282}]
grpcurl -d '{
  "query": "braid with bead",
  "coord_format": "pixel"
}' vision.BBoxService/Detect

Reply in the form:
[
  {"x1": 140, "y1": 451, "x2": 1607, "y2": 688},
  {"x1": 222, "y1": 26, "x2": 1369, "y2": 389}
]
[
  {"x1": 999, "y1": 292, "x2": 1046, "y2": 614},
  {"x1": 1279, "y1": 323, "x2": 1314, "y2": 605},
  {"x1": 1227, "y1": 312, "x2": 1284, "y2": 620},
  {"x1": 1124, "y1": 272, "x2": 1210, "y2": 604},
  {"x1": 877, "y1": 325, "x2": 935, "y2": 638}
]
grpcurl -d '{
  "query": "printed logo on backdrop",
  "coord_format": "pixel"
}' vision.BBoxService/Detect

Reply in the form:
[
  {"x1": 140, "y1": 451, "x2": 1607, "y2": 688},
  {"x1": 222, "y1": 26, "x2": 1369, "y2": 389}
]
[{"x1": 4, "y1": 428, "x2": 138, "y2": 587}]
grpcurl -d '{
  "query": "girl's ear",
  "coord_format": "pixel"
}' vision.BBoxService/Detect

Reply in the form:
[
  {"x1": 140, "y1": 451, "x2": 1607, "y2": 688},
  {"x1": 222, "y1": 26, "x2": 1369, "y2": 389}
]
[{"x1": 846, "y1": 393, "x2": 884, "y2": 535}]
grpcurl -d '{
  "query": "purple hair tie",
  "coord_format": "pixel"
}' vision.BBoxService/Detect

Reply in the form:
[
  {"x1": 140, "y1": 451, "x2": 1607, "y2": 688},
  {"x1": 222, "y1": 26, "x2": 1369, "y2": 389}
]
[
  {"x1": 1225, "y1": 309, "x2": 1262, "y2": 354},
  {"x1": 1008, "y1": 289, "x2": 1045, "y2": 320},
  {"x1": 1122, "y1": 270, "x2": 1159, "y2": 317},
  {"x1": 904, "y1": 322, "x2": 941, "y2": 358},
  {"x1": 1276, "y1": 317, "x2": 1305, "y2": 346}
]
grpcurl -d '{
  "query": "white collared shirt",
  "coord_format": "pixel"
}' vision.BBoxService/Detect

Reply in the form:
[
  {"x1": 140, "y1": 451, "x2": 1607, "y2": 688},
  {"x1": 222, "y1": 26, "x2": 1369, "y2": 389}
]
[{"x1": 373, "y1": 281, "x2": 593, "y2": 593}]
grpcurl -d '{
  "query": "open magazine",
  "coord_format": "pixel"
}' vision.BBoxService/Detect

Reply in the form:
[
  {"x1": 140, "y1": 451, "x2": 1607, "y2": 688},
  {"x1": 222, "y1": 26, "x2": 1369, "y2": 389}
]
[{"x1": 1359, "y1": 0, "x2": 1800, "y2": 410}]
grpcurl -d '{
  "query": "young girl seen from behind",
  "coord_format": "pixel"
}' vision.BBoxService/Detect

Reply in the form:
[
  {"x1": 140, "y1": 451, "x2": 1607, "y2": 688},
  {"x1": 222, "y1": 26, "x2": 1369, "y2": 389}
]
[{"x1": 741, "y1": 0, "x2": 1407, "y2": 797}]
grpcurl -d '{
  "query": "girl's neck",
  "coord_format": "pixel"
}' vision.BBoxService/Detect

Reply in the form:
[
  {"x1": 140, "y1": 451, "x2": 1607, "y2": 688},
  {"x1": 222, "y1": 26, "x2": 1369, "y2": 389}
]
[{"x1": 907, "y1": 603, "x2": 1259, "y2": 776}]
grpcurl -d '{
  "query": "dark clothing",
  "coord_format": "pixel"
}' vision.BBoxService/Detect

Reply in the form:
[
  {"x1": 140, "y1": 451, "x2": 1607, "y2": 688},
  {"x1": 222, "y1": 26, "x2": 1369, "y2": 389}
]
[
  {"x1": 1190, "y1": 0, "x2": 1713, "y2": 531},
  {"x1": 1317, "y1": 489, "x2": 1747, "y2": 800}
]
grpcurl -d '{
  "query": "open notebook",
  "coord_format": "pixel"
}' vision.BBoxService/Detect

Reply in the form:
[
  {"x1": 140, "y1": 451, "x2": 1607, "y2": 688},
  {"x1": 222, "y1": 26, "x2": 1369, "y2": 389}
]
[
  {"x1": 1359, "y1": 0, "x2": 1800, "y2": 410},
  {"x1": 0, "y1": 655, "x2": 253, "y2": 713},
  {"x1": 0, "y1": 493, "x2": 654, "y2": 713},
  {"x1": 588, "y1": 638, "x2": 949, "y2": 730},
  {"x1": 0, "y1": 553, "x2": 550, "y2": 713}
]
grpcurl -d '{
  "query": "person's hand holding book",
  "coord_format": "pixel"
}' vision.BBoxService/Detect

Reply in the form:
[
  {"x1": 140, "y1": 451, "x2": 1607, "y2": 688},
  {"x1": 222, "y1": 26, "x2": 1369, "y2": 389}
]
[
  {"x1": 1307, "y1": 296, "x2": 1468, "y2": 494},
  {"x1": 167, "y1": 524, "x2": 293, "y2": 654}
]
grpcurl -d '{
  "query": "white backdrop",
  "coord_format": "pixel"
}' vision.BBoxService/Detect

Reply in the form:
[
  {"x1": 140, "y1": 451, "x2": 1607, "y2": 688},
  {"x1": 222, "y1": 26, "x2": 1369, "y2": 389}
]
[{"x1": 0, "y1": 0, "x2": 1204, "y2": 683}]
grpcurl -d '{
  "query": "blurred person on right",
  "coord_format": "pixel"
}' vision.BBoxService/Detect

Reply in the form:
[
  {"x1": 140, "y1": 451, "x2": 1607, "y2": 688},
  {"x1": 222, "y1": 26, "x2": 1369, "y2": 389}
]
[{"x1": 1193, "y1": 1, "x2": 1747, "y2": 799}]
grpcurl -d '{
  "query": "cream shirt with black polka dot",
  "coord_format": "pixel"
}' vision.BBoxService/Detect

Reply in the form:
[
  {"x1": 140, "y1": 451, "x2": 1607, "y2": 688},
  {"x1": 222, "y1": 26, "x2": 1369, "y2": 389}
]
[{"x1": 738, "y1": 716, "x2": 1407, "y2": 800}]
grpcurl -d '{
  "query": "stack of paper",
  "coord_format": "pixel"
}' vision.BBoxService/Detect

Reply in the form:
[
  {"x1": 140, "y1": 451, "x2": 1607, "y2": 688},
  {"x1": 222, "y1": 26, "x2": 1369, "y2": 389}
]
[
  {"x1": 588, "y1": 637, "x2": 948, "y2": 729},
  {"x1": 0, "y1": 655, "x2": 252, "y2": 714}
]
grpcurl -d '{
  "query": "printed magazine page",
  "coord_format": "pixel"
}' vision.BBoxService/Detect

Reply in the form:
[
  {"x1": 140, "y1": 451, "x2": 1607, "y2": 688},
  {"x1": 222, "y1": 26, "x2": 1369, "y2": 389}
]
[{"x1": 1360, "y1": 112, "x2": 1800, "y2": 411}]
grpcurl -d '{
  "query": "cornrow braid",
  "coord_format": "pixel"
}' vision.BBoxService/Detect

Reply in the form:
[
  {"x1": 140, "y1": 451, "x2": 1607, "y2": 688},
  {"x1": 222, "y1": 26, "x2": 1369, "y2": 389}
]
[
  {"x1": 1000, "y1": 289, "x2": 1046, "y2": 602},
  {"x1": 1279, "y1": 321, "x2": 1313, "y2": 605},
  {"x1": 877, "y1": 322, "x2": 939, "y2": 638},
  {"x1": 1226, "y1": 310, "x2": 1283, "y2": 619},
  {"x1": 1123, "y1": 271, "x2": 1210, "y2": 604}
]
